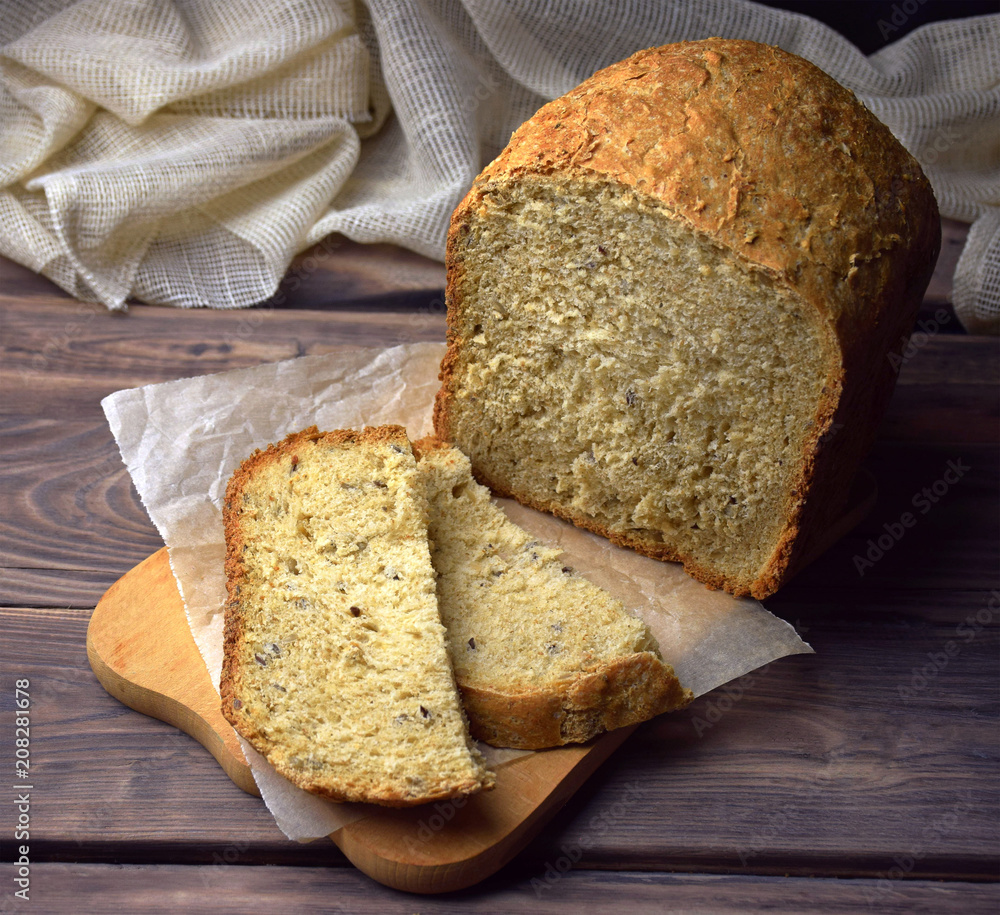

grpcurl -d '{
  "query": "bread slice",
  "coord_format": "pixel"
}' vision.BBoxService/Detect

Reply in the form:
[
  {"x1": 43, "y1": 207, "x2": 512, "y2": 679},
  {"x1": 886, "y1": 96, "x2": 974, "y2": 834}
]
[
  {"x1": 414, "y1": 437, "x2": 692, "y2": 749},
  {"x1": 220, "y1": 426, "x2": 494, "y2": 807},
  {"x1": 435, "y1": 39, "x2": 940, "y2": 599}
]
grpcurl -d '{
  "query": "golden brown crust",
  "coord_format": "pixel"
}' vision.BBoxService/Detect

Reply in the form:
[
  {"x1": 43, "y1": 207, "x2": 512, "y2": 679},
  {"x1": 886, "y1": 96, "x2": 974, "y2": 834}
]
[
  {"x1": 410, "y1": 433, "x2": 449, "y2": 461},
  {"x1": 220, "y1": 425, "x2": 492, "y2": 807},
  {"x1": 436, "y1": 39, "x2": 940, "y2": 599},
  {"x1": 459, "y1": 653, "x2": 692, "y2": 750}
]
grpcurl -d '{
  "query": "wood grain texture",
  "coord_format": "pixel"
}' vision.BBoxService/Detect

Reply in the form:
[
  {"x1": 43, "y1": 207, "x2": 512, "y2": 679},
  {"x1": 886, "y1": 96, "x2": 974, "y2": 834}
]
[
  {"x1": 3, "y1": 432, "x2": 995, "y2": 607},
  {"x1": 1, "y1": 304, "x2": 447, "y2": 419},
  {"x1": 5, "y1": 588, "x2": 995, "y2": 877},
  {"x1": 0, "y1": 418, "x2": 160, "y2": 577},
  {"x1": 526, "y1": 623, "x2": 998, "y2": 879},
  {"x1": 0, "y1": 605, "x2": 293, "y2": 863},
  {"x1": 86, "y1": 547, "x2": 641, "y2": 893},
  {"x1": 1, "y1": 863, "x2": 995, "y2": 915},
  {"x1": 891, "y1": 335, "x2": 1000, "y2": 386},
  {"x1": 87, "y1": 550, "x2": 258, "y2": 797},
  {"x1": 0, "y1": 566, "x2": 118, "y2": 610},
  {"x1": 2, "y1": 284, "x2": 992, "y2": 606},
  {"x1": 1, "y1": 222, "x2": 997, "y2": 908}
]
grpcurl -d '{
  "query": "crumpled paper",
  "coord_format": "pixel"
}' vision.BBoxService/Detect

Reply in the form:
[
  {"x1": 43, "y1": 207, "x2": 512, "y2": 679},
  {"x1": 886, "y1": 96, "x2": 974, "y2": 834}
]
[{"x1": 102, "y1": 342, "x2": 811, "y2": 841}]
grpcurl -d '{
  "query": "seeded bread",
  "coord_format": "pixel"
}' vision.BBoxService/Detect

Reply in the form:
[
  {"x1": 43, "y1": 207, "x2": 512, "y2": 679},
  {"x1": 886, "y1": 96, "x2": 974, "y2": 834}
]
[
  {"x1": 415, "y1": 437, "x2": 692, "y2": 749},
  {"x1": 435, "y1": 38, "x2": 940, "y2": 599},
  {"x1": 220, "y1": 426, "x2": 494, "y2": 807}
]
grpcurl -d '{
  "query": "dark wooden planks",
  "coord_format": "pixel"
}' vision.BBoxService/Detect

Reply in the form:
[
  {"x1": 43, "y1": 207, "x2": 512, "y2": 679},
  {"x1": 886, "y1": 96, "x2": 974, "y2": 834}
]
[
  {"x1": 1, "y1": 221, "x2": 997, "y2": 905},
  {"x1": 262, "y1": 235, "x2": 445, "y2": 310},
  {"x1": 3, "y1": 435, "x2": 994, "y2": 607},
  {"x1": 768, "y1": 586, "x2": 1000, "y2": 627},
  {"x1": 786, "y1": 440, "x2": 999, "y2": 593},
  {"x1": 1, "y1": 278, "x2": 995, "y2": 606},
  {"x1": 525, "y1": 622, "x2": 998, "y2": 880},
  {"x1": 1, "y1": 863, "x2": 996, "y2": 915},
  {"x1": 878, "y1": 325, "x2": 998, "y2": 447},
  {"x1": 881, "y1": 384, "x2": 999, "y2": 445},
  {"x1": 4, "y1": 597, "x2": 995, "y2": 877},
  {"x1": 0, "y1": 606, "x2": 299, "y2": 864},
  {"x1": 1, "y1": 567, "x2": 119, "y2": 610},
  {"x1": 0, "y1": 418, "x2": 162, "y2": 580},
  {"x1": 0, "y1": 300, "x2": 447, "y2": 597},
  {"x1": 890, "y1": 335, "x2": 999, "y2": 386},
  {"x1": 1, "y1": 301, "x2": 447, "y2": 420}
]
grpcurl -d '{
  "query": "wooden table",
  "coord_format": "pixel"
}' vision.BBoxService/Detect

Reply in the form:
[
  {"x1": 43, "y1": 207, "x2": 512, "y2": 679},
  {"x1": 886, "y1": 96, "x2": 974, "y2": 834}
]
[{"x1": 1, "y1": 220, "x2": 997, "y2": 913}]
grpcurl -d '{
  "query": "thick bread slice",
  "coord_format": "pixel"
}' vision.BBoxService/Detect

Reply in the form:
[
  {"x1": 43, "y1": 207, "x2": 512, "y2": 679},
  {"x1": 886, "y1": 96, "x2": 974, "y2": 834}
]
[
  {"x1": 220, "y1": 426, "x2": 494, "y2": 807},
  {"x1": 435, "y1": 39, "x2": 940, "y2": 599},
  {"x1": 414, "y1": 437, "x2": 692, "y2": 749}
]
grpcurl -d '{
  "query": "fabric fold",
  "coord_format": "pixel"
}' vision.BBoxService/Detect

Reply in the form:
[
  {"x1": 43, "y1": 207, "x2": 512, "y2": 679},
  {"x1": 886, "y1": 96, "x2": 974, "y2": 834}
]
[{"x1": 1, "y1": 0, "x2": 996, "y2": 329}]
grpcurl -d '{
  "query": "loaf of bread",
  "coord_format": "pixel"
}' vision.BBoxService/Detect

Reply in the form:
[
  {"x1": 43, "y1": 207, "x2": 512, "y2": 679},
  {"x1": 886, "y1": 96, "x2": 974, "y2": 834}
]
[
  {"x1": 415, "y1": 437, "x2": 692, "y2": 748},
  {"x1": 435, "y1": 39, "x2": 940, "y2": 599},
  {"x1": 220, "y1": 426, "x2": 494, "y2": 807}
]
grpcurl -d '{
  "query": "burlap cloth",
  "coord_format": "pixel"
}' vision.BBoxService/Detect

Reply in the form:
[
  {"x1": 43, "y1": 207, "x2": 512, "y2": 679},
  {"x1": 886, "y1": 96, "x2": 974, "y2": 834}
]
[{"x1": 2, "y1": 1, "x2": 998, "y2": 331}]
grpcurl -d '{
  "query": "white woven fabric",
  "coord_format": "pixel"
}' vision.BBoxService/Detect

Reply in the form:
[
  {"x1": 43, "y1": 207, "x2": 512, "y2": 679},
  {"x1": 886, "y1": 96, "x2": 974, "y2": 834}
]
[{"x1": 1, "y1": 0, "x2": 997, "y2": 331}]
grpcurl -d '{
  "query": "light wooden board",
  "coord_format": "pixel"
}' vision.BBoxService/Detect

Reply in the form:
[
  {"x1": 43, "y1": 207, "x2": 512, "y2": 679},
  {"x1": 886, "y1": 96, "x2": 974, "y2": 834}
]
[
  {"x1": 85, "y1": 468, "x2": 878, "y2": 893},
  {"x1": 87, "y1": 547, "x2": 635, "y2": 893}
]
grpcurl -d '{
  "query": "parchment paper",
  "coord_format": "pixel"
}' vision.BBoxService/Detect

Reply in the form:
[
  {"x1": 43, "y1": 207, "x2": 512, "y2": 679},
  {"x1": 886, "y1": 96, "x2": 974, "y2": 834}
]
[{"x1": 102, "y1": 342, "x2": 811, "y2": 841}]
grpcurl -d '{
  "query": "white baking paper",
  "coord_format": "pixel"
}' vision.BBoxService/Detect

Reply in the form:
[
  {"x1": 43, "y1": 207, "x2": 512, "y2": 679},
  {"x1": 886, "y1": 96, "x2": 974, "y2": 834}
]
[{"x1": 102, "y1": 342, "x2": 811, "y2": 842}]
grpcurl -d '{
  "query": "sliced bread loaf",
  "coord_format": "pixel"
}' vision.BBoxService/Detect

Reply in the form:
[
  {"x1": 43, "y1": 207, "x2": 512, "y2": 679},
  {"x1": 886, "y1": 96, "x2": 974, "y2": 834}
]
[
  {"x1": 435, "y1": 39, "x2": 940, "y2": 599},
  {"x1": 220, "y1": 426, "x2": 494, "y2": 807},
  {"x1": 415, "y1": 437, "x2": 692, "y2": 749}
]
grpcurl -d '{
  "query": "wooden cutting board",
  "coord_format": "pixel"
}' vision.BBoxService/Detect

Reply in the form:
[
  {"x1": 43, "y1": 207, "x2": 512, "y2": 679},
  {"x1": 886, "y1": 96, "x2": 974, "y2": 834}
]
[
  {"x1": 86, "y1": 547, "x2": 637, "y2": 894},
  {"x1": 86, "y1": 470, "x2": 874, "y2": 894}
]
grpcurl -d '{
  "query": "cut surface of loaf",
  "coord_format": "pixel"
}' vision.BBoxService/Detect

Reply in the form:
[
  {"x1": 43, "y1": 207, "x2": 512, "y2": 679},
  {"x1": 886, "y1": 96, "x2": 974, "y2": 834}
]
[
  {"x1": 436, "y1": 39, "x2": 940, "y2": 599},
  {"x1": 220, "y1": 426, "x2": 494, "y2": 807},
  {"x1": 415, "y1": 437, "x2": 692, "y2": 749}
]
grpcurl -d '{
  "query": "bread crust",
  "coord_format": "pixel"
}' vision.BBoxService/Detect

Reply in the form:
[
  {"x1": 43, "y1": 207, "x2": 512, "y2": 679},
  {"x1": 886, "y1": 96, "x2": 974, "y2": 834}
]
[
  {"x1": 435, "y1": 38, "x2": 940, "y2": 599},
  {"x1": 220, "y1": 425, "x2": 493, "y2": 807},
  {"x1": 459, "y1": 653, "x2": 693, "y2": 750}
]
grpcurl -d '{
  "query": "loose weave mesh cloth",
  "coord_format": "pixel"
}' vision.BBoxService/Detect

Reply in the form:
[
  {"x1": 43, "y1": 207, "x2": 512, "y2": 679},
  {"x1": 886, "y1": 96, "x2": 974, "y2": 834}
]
[{"x1": 1, "y1": 1, "x2": 998, "y2": 331}]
